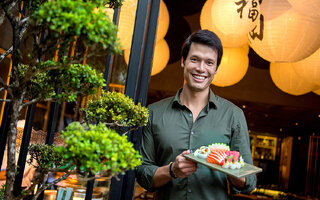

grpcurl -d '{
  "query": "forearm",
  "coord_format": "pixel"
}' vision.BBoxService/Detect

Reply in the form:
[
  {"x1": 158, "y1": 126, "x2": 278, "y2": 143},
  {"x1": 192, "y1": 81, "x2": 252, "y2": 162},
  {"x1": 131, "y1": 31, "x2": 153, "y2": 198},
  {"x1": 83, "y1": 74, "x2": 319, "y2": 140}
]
[
  {"x1": 228, "y1": 176, "x2": 246, "y2": 189},
  {"x1": 152, "y1": 164, "x2": 173, "y2": 188}
]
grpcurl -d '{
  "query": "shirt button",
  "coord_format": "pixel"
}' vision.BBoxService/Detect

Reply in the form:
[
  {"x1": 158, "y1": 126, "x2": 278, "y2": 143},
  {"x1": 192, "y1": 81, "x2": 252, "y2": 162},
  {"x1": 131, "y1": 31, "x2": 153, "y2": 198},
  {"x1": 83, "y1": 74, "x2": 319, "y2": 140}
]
[
  {"x1": 188, "y1": 188, "x2": 192, "y2": 193},
  {"x1": 189, "y1": 113, "x2": 192, "y2": 117},
  {"x1": 191, "y1": 131, "x2": 194, "y2": 135}
]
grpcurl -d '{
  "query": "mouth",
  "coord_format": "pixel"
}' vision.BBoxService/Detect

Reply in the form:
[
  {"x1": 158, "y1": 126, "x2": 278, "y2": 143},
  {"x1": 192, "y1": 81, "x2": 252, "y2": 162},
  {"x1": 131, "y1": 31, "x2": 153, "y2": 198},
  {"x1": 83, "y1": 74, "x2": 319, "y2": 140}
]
[{"x1": 192, "y1": 74, "x2": 206, "y2": 81}]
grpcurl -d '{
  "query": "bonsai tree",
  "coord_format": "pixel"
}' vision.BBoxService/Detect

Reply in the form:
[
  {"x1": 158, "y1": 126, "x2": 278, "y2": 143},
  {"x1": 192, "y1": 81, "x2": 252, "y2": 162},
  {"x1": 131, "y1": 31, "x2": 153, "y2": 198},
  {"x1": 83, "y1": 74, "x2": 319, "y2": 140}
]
[
  {"x1": 0, "y1": 0, "x2": 151, "y2": 199},
  {"x1": 24, "y1": 91, "x2": 148, "y2": 200}
]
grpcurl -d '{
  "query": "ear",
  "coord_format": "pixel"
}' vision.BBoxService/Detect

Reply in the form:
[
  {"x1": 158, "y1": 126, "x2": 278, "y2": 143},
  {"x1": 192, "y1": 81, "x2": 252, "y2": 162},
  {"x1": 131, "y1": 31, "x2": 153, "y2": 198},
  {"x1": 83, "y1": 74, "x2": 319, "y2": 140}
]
[{"x1": 180, "y1": 57, "x2": 185, "y2": 68}]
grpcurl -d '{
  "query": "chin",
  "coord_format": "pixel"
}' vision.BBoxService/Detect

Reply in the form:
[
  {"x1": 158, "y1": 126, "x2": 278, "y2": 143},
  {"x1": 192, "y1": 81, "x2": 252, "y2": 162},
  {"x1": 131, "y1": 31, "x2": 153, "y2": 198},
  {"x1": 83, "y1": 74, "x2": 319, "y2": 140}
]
[{"x1": 188, "y1": 84, "x2": 210, "y2": 92}]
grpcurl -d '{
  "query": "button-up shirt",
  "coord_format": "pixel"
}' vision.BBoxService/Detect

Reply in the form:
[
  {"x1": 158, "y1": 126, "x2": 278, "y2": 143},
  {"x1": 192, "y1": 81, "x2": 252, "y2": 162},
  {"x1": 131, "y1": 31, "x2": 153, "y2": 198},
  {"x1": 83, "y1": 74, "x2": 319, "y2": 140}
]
[{"x1": 136, "y1": 89, "x2": 256, "y2": 200}]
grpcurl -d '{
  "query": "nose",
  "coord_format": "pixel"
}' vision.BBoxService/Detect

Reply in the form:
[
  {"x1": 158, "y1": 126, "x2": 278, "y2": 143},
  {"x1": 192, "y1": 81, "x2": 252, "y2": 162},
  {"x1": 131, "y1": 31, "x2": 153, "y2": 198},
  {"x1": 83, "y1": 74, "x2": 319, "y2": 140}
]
[{"x1": 196, "y1": 61, "x2": 206, "y2": 72}]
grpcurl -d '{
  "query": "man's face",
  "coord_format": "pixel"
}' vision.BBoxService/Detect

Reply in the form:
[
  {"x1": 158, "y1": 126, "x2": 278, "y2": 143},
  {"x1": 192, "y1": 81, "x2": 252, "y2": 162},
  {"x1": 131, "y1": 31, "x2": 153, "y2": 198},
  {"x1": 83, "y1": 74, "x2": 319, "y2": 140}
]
[{"x1": 181, "y1": 42, "x2": 218, "y2": 92}]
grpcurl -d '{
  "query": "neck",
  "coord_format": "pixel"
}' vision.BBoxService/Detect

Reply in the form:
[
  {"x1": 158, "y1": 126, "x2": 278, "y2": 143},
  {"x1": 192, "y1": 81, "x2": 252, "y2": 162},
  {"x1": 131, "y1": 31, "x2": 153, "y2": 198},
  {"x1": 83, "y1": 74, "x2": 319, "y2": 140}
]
[{"x1": 180, "y1": 85, "x2": 210, "y2": 110}]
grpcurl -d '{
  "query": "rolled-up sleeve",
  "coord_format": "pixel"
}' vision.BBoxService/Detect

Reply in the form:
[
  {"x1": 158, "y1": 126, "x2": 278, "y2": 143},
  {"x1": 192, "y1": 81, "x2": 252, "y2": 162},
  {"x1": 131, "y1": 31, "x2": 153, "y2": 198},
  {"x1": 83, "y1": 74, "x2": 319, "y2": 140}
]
[
  {"x1": 136, "y1": 109, "x2": 159, "y2": 191},
  {"x1": 230, "y1": 109, "x2": 257, "y2": 194}
]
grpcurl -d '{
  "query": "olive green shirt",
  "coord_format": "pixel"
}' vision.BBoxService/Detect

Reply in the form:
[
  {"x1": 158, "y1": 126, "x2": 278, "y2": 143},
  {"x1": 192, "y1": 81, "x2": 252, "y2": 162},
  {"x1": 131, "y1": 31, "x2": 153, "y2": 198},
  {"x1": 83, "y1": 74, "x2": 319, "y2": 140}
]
[{"x1": 136, "y1": 89, "x2": 256, "y2": 200}]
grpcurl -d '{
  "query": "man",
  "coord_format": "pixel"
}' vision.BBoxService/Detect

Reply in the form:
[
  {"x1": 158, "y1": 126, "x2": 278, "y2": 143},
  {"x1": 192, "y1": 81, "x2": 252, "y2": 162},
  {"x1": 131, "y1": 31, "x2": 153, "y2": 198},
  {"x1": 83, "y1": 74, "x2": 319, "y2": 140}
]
[{"x1": 136, "y1": 30, "x2": 256, "y2": 199}]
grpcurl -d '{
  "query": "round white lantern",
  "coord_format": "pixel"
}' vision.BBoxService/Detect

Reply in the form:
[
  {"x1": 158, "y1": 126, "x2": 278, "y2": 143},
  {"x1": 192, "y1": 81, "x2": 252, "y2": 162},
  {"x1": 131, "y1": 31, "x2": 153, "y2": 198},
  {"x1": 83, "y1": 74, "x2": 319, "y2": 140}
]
[
  {"x1": 288, "y1": 0, "x2": 320, "y2": 17},
  {"x1": 270, "y1": 62, "x2": 316, "y2": 95},
  {"x1": 292, "y1": 48, "x2": 320, "y2": 85},
  {"x1": 124, "y1": 39, "x2": 170, "y2": 76},
  {"x1": 105, "y1": 0, "x2": 169, "y2": 49},
  {"x1": 211, "y1": 0, "x2": 260, "y2": 39},
  {"x1": 212, "y1": 45, "x2": 249, "y2": 87},
  {"x1": 200, "y1": 0, "x2": 248, "y2": 47},
  {"x1": 249, "y1": 0, "x2": 320, "y2": 62}
]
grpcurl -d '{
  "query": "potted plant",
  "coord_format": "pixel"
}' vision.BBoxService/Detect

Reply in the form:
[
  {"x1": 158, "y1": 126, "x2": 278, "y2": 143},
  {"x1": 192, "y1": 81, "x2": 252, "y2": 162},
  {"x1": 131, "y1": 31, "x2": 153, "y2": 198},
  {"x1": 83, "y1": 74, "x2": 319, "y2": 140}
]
[
  {"x1": 0, "y1": 0, "x2": 150, "y2": 199},
  {"x1": 25, "y1": 91, "x2": 148, "y2": 199}
]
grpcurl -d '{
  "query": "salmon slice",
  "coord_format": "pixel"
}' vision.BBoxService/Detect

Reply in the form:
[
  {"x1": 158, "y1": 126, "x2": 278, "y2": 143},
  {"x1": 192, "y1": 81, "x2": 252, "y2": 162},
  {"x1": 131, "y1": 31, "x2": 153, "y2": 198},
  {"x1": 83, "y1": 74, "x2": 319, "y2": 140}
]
[{"x1": 207, "y1": 150, "x2": 227, "y2": 166}]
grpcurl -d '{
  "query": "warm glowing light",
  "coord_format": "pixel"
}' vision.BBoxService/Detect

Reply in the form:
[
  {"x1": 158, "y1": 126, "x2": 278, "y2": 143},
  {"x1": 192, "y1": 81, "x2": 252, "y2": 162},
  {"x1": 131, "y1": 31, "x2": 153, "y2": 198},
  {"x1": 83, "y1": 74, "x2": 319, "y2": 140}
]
[
  {"x1": 249, "y1": 0, "x2": 320, "y2": 62},
  {"x1": 270, "y1": 62, "x2": 317, "y2": 95},
  {"x1": 17, "y1": 120, "x2": 25, "y2": 130},
  {"x1": 124, "y1": 39, "x2": 170, "y2": 76},
  {"x1": 211, "y1": 0, "x2": 260, "y2": 41},
  {"x1": 155, "y1": 0, "x2": 169, "y2": 42},
  {"x1": 314, "y1": 89, "x2": 320, "y2": 95},
  {"x1": 104, "y1": 0, "x2": 137, "y2": 50},
  {"x1": 292, "y1": 48, "x2": 320, "y2": 85},
  {"x1": 104, "y1": 0, "x2": 169, "y2": 49},
  {"x1": 212, "y1": 45, "x2": 249, "y2": 87},
  {"x1": 200, "y1": 0, "x2": 248, "y2": 47},
  {"x1": 288, "y1": 0, "x2": 320, "y2": 17}
]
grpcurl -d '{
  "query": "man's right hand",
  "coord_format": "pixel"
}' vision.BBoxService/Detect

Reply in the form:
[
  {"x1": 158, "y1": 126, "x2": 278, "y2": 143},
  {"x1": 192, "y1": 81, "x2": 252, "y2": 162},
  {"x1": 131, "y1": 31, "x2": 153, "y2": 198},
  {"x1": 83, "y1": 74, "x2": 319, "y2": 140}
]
[
  {"x1": 172, "y1": 150, "x2": 197, "y2": 178},
  {"x1": 152, "y1": 150, "x2": 197, "y2": 188}
]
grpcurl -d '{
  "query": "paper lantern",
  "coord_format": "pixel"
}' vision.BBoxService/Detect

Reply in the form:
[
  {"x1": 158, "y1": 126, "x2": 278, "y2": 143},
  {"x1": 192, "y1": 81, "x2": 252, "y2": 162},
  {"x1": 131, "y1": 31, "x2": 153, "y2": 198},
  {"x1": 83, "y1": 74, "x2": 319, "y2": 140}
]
[
  {"x1": 124, "y1": 39, "x2": 170, "y2": 76},
  {"x1": 249, "y1": 0, "x2": 320, "y2": 62},
  {"x1": 292, "y1": 48, "x2": 320, "y2": 85},
  {"x1": 155, "y1": 0, "x2": 169, "y2": 42},
  {"x1": 212, "y1": 45, "x2": 249, "y2": 87},
  {"x1": 104, "y1": 0, "x2": 137, "y2": 50},
  {"x1": 211, "y1": 0, "x2": 260, "y2": 39},
  {"x1": 288, "y1": 0, "x2": 320, "y2": 17},
  {"x1": 200, "y1": 0, "x2": 248, "y2": 47},
  {"x1": 105, "y1": 0, "x2": 169, "y2": 49},
  {"x1": 270, "y1": 62, "x2": 317, "y2": 95},
  {"x1": 313, "y1": 89, "x2": 320, "y2": 95}
]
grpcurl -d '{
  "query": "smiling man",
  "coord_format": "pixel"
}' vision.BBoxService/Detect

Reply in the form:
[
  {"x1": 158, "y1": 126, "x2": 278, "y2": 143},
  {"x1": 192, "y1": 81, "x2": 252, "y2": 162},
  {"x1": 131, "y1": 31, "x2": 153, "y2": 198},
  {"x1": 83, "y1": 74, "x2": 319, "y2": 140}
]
[{"x1": 136, "y1": 30, "x2": 256, "y2": 200}]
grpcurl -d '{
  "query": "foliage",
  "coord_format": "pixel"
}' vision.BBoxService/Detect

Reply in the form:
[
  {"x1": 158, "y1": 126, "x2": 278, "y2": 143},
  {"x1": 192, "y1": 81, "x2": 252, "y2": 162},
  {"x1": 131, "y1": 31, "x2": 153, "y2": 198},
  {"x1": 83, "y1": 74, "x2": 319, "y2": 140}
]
[
  {"x1": 27, "y1": 144, "x2": 67, "y2": 171},
  {"x1": 18, "y1": 58, "x2": 105, "y2": 102},
  {"x1": 56, "y1": 122, "x2": 142, "y2": 177},
  {"x1": 0, "y1": 184, "x2": 4, "y2": 200},
  {"x1": 32, "y1": 0, "x2": 121, "y2": 55},
  {"x1": 83, "y1": 91, "x2": 149, "y2": 128},
  {"x1": 0, "y1": 0, "x2": 135, "y2": 198}
]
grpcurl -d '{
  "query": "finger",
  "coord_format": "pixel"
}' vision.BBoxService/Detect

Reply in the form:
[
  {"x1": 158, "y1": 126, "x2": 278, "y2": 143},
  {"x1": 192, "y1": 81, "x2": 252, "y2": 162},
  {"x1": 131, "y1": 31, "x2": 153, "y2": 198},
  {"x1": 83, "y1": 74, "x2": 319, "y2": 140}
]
[{"x1": 181, "y1": 150, "x2": 190, "y2": 155}]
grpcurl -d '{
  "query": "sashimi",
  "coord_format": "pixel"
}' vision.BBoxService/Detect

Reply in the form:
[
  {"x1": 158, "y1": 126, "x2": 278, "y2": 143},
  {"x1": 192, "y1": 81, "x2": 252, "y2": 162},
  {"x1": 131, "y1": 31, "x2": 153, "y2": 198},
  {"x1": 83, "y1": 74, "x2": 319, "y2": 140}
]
[
  {"x1": 226, "y1": 150, "x2": 240, "y2": 162},
  {"x1": 207, "y1": 150, "x2": 227, "y2": 166},
  {"x1": 193, "y1": 143, "x2": 245, "y2": 169}
]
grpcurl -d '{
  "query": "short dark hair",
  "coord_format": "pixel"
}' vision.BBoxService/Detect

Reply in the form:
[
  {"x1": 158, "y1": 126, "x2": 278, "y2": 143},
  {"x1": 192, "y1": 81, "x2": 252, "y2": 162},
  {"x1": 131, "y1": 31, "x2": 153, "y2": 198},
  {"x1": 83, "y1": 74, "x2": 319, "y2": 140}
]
[{"x1": 181, "y1": 30, "x2": 223, "y2": 68}]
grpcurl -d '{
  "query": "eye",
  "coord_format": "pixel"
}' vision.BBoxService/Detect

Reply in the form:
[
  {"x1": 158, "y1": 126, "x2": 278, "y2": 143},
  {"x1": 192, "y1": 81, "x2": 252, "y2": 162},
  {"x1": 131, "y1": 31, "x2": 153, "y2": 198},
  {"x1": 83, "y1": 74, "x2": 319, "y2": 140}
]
[
  {"x1": 207, "y1": 61, "x2": 215, "y2": 66},
  {"x1": 190, "y1": 57, "x2": 197, "y2": 62}
]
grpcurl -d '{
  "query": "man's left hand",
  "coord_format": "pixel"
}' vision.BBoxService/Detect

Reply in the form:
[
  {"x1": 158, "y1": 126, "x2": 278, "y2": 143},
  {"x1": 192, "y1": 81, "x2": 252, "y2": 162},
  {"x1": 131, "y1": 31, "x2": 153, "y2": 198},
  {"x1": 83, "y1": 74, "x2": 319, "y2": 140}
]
[{"x1": 228, "y1": 176, "x2": 246, "y2": 189}]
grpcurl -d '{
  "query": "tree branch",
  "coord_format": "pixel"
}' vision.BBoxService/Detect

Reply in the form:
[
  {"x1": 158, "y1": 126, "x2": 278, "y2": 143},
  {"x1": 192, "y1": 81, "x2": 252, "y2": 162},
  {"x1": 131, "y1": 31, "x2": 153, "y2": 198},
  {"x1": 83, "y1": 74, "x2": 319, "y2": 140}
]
[
  {"x1": 22, "y1": 97, "x2": 55, "y2": 107},
  {"x1": 0, "y1": 99, "x2": 11, "y2": 103},
  {"x1": 18, "y1": 17, "x2": 29, "y2": 39},
  {"x1": 0, "y1": 46, "x2": 13, "y2": 62},
  {"x1": 122, "y1": 125, "x2": 140, "y2": 135},
  {"x1": 102, "y1": 122, "x2": 140, "y2": 135},
  {"x1": 33, "y1": 173, "x2": 71, "y2": 200},
  {"x1": 1, "y1": 0, "x2": 19, "y2": 28},
  {"x1": 21, "y1": 162, "x2": 75, "y2": 200},
  {"x1": 0, "y1": 76, "x2": 13, "y2": 96}
]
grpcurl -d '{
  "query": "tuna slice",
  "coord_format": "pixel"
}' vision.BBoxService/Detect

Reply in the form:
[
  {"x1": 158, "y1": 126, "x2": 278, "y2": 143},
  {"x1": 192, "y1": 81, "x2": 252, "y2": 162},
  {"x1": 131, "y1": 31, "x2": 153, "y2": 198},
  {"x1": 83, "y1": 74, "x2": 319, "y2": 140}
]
[{"x1": 226, "y1": 150, "x2": 240, "y2": 162}]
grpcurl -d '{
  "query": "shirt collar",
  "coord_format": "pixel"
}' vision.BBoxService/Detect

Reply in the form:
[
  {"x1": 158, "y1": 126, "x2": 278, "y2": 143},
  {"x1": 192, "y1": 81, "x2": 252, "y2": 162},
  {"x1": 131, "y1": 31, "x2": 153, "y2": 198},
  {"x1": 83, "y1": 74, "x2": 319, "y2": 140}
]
[{"x1": 172, "y1": 88, "x2": 217, "y2": 110}]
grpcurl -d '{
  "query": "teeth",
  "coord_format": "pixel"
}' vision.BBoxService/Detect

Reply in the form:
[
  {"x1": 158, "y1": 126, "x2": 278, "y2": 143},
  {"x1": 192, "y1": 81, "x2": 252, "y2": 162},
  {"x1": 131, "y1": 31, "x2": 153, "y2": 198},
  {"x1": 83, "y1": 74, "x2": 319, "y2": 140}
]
[{"x1": 193, "y1": 75, "x2": 205, "y2": 80}]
